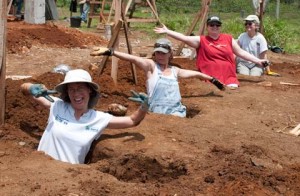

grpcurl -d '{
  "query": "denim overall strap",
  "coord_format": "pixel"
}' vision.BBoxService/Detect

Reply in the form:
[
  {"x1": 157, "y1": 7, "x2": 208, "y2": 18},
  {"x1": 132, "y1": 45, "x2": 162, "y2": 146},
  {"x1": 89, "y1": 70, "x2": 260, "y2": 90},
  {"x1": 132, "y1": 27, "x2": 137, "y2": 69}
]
[{"x1": 149, "y1": 64, "x2": 186, "y2": 117}]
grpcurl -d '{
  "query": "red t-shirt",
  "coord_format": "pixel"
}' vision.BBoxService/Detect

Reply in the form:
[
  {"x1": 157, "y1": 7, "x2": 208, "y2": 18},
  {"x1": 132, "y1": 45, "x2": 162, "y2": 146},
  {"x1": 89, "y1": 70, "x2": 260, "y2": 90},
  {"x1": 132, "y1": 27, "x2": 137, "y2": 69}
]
[{"x1": 196, "y1": 34, "x2": 239, "y2": 85}]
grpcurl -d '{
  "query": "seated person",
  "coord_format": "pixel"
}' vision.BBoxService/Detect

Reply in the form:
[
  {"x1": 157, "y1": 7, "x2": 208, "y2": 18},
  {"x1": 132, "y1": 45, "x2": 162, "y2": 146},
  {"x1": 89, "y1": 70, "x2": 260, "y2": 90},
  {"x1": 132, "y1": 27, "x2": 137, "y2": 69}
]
[{"x1": 236, "y1": 15, "x2": 279, "y2": 76}]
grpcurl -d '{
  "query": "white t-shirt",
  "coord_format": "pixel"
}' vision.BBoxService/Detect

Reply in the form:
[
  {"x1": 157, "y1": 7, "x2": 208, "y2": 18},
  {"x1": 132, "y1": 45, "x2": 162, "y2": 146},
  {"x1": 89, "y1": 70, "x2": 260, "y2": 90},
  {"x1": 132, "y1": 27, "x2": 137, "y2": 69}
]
[
  {"x1": 236, "y1": 32, "x2": 268, "y2": 68},
  {"x1": 37, "y1": 99, "x2": 113, "y2": 164}
]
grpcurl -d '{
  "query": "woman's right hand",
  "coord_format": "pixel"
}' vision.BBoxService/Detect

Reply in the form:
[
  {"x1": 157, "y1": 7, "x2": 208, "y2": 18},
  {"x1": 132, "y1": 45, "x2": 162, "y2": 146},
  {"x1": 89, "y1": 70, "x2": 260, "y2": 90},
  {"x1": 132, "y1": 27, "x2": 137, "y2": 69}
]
[{"x1": 154, "y1": 24, "x2": 169, "y2": 34}]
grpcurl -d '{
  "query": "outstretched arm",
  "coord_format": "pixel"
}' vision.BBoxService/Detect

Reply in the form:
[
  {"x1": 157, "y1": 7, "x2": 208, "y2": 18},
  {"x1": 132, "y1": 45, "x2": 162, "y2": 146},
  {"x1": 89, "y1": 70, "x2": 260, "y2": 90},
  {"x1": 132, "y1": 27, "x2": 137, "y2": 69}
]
[
  {"x1": 176, "y1": 68, "x2": 225, "y2": 90},
  {"x1": 20, "y1": 83, "x2": 53, "y2": 109},
  {"x1": 91, "y1": 47, "x2": 155, "y2": 74},
  {"x1": 177, "y1": 68, "x2": 212, "y2": 80},
  {"x1": 232, "y1": 38, "x2": 268, "y2": 67},
  {"x1": 154, "y1": 24, "x2": 200, "y2": 49},
  {"x1": 107, "y1": 91, "x2": 148, "y2": 129},
  {"x1": 113, "y1": 50, "x2": 155, "y2": 73}
]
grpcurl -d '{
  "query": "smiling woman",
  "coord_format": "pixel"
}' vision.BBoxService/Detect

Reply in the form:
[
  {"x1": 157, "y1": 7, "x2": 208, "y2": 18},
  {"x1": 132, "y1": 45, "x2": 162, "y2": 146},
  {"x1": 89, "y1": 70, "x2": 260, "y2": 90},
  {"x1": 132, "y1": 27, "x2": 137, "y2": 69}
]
[
  {"x1": 153, "y1": 16, "x2": 271, "y2": 89},
  {"x1": 20, "y1": 69, "x2": 149, "y2": 164}
]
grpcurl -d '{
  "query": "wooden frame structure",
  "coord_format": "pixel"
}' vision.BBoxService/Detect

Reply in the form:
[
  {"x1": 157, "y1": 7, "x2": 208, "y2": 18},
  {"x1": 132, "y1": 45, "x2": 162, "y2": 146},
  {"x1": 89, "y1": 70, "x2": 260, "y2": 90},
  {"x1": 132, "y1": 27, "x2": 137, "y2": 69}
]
[
  {"x1": 175, "y1": 0, "x2": 211, "y2": 56},
  {"x1": 96, "y1": 0, "x2": 138, "y2": 85},
  {"x1": 88, "y1": 0, "x2": 160, "y2": 28},
  {"x1": 1, "y1": 0, "x2": 7, "y2": 124},
  {"x1": 87, "y1": 0, "x2": 113, "y2": 28}
]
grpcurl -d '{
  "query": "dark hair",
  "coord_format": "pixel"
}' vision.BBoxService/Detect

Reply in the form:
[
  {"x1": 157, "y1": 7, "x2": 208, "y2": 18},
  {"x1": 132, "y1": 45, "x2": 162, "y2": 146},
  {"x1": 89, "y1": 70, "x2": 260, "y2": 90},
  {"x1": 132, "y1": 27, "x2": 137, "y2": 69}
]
[{"x1": 60, "y1": 83, "x2": 99, "y2": 109}]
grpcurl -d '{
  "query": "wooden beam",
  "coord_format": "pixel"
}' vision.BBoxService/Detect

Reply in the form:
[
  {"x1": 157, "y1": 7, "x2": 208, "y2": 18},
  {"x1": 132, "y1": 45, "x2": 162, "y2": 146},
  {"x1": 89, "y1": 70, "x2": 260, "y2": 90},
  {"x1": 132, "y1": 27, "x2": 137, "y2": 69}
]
[
  {"x1": 97, "y1": 19, "x2": 123, "y2": 75},
  {"x1": 199, "y1": 0, "x2": 211, "y2": 35},
  {"x1": 121, "y1": 2, "x2": 137, "y2": 84},
  {"x1": 174, "y1": 0, "x2": 211, "y2": 56},
  {"x1": 0, "y1": 0, "x2": 7, "y2": 124},
  {"x1": 110, "y1": 0, "x2": 121, "y2": 84},
  {"x1": 259, "y1": 0, "x2": 264, "y2": 34},
  {"x1": 126, "y1": 18, "x2": 158, "y2": 23},
  {"x1": 7, "y1": 0, "x2": 13, "y2": 15}
]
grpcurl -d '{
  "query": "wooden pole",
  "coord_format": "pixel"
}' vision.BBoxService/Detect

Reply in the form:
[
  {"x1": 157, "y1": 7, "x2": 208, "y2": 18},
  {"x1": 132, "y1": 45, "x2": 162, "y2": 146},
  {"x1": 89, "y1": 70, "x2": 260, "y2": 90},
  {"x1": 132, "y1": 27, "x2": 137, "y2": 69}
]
[
  {"x1": 0, "y1": 0, "x2": 7, "y2": 124},
  {"x1": 259, "y1": 0, "x2": 264, "y2": 34},
  {"x1": 121, "y1": 1, "x2": 137, "y2": 84},
  {"x1": 199, "y1": 0, "x2": 211, "y2": 35},
  {"x1": 174, "y1": 0, "x2": 211, "y2": 56},
  {"x1": 7, "y1": 0, "x2": 13, "y2": 15},
  {"x1": 97, "y1": 20, "x2": 123, "y2": 75},
  {"x1": 111, "y1": 0, "x2": 121, "y2": 84},
  {"x1": 276, "y1": 0, "x2": 280, "y2": 20}
]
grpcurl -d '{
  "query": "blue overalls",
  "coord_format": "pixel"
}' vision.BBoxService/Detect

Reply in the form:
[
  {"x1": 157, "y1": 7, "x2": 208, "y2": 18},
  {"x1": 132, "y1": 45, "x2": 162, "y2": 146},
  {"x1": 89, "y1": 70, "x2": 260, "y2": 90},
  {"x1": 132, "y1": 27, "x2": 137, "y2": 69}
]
[{"x1": 148, "y1": 64, "x2": 186, "y2": 117}]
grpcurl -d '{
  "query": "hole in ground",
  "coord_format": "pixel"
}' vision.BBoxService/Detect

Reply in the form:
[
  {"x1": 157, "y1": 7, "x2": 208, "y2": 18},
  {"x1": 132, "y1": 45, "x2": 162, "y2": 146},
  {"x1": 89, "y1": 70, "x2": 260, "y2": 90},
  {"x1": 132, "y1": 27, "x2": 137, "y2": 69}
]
[
  {"x1": 186, "y1": 107, "x2": 201, "y2": 118},
  {"x1": 98, "y1": 153, "x2": 188, "y2": 183}
]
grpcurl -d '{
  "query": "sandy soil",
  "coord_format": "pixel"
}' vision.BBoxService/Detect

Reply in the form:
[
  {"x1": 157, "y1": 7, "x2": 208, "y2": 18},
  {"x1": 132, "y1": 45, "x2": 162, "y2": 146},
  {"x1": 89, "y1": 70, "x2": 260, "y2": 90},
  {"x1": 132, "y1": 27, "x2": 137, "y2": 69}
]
[{"x1": 1, "y1": 19, "x2": 300, "y2": 196}]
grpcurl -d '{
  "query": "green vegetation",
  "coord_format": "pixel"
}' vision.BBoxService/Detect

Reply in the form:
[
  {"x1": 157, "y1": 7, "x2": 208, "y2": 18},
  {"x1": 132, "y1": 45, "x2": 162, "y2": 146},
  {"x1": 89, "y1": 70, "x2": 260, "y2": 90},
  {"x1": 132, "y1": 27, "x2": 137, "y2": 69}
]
[{"x1": 55, "y1": 0, "x2": 300, "y2": 53}]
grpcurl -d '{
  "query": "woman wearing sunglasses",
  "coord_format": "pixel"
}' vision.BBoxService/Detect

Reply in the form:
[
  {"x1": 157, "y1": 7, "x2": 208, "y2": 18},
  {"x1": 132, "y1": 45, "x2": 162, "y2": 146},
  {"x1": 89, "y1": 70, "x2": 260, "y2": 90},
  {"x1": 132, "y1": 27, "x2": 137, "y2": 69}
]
[
  {"x1": 91, "y1": 38, "x2": 225, "y2": 118},
  {"x1": 154, "y1": 16, "x2": 270, "y2": 89},
  {"x1": 236, "y1": 15, "x2": 279, "y2": 76}
]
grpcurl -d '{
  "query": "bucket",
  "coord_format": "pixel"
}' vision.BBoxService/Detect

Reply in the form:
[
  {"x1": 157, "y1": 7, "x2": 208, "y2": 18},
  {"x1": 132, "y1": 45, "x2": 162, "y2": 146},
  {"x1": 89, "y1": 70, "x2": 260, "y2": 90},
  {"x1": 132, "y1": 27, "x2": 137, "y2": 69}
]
[
  {"x1": 70, "y1": 16, "x2": 81, "y2": 28},
  {"x1": 104, "y1": 24, "x2": 112, "y2": 40}
]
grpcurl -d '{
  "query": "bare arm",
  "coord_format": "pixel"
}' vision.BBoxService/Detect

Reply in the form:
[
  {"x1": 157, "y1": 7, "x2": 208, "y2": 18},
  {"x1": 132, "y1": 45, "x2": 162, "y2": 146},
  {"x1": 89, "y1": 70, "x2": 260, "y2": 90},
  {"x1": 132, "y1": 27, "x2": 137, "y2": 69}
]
[
  {"x1": 176, "y1": 67, "x2": 213, "y2": 80},
  {"x1": 113, "y1": 50, "x2": 155, "y2": 74},
  {"x1": 106, "y1": 107, "x2": 147, "y2": 129},
  {"x1": 154, "y1": 24, "x2": 200, "y2": 49},
  {"x1": 232, "y1": 38, "x2": 267, "y2": 67},
  {"x1": 175, "y1": 67, "x2": 225, "y2": 90}
]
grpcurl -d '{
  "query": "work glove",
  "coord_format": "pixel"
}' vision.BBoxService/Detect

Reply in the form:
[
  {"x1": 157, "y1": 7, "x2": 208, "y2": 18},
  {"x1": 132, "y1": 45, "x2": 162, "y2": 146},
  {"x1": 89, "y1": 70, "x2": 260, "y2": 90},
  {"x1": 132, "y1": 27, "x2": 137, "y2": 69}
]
[
  {"x1": 90, "y1": 47, "x2": 114, "y2": 56},
  {"x1": 262, "y1": 61, "x2": 270, "y2": 68},
  {"x1": 128, "y1": 90, "x2": 149, "y2": 111},
  {"x1": 29, "y1": 84, "x2": 57, "y2": 102},
  {"x1": 210, "y1": 77, "x2": 226, "y2": 91},
  {"x1": 266, "y1": 70, "x2": 280, "y2": 77}
]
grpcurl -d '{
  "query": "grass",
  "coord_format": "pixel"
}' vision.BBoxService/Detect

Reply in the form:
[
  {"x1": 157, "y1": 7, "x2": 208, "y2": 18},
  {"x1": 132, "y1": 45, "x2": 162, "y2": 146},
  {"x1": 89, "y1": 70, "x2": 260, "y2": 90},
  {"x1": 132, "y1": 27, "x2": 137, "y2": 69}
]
[{"x1": 55, "y1": 0, "x2": 300, "y2": 54}]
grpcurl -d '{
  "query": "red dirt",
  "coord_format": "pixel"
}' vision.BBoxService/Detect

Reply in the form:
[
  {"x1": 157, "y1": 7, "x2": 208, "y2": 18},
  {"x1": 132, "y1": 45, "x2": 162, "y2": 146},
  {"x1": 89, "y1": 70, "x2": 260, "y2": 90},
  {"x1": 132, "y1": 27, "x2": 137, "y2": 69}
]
[{"x1": 2, "y1": 20, "x2": 300, "y2": 195}]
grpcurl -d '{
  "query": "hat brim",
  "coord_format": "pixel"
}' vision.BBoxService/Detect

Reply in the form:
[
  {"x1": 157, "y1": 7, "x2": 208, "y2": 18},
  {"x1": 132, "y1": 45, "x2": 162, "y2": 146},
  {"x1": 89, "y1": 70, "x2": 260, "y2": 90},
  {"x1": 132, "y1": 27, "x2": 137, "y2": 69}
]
[
  {"x1": 207, "y1": 20, "x2": 222, "y2": 24},
  {"x1": 153, "y1": 47, "x2": 170, "y2": 53},
  {"x1": 55, "y1": 81, "x2": 100, "y2": 108}
]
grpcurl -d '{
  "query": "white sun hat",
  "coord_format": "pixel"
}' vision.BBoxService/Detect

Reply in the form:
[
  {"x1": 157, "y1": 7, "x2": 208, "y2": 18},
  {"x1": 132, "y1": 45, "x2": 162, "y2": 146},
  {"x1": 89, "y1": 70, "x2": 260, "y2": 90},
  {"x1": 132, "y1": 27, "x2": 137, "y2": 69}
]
[
  {"x1": 55, "y1": 69, "x2": 100, "y2": 108},
  {"x1": 244, "y1": 15, "x2": 260, "y2": 24}
]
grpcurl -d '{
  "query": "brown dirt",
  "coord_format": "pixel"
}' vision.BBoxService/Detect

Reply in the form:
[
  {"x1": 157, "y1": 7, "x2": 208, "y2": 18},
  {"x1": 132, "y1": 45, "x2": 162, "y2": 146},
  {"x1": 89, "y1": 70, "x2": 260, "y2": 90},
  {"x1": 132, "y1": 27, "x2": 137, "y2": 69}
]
[{"x1": 2, "y1": 20, "x2": 300, "y2": 196}]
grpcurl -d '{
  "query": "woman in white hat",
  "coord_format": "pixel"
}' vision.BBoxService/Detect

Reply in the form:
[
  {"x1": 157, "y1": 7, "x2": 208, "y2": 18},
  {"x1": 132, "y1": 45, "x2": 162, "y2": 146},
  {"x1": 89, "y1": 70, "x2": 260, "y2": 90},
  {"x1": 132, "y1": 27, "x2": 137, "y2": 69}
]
[
  {"x1": 20, "y1": 69, "x2": 148, "y2": 164},
  {"x1": 236, "y1": 15, "x2": 279, "y2": 76},
  {"x1": 91, "y1": 38, "x2": 225, "y2": 118}
]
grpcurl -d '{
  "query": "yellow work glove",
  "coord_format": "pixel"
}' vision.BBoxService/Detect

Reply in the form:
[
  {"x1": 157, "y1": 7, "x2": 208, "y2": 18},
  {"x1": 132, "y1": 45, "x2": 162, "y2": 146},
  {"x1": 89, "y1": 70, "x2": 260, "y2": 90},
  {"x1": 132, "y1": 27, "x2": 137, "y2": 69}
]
[{"x1": 266, "y1": 70, "x2": 280, "y2": 77}]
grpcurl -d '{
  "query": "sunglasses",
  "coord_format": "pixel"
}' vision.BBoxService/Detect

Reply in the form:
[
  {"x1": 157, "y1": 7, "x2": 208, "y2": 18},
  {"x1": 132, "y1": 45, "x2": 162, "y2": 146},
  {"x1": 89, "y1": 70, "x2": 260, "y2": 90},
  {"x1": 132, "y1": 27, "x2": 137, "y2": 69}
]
[
  {"x1": 208, "y1": 23, "x2": 221, "y2": 27},
  {"x1": 154, "y1": 43, "x2": 171, "y2": 50},
  {"x1": 245, "y1": 21, "x2": 254, "y2": 26}
]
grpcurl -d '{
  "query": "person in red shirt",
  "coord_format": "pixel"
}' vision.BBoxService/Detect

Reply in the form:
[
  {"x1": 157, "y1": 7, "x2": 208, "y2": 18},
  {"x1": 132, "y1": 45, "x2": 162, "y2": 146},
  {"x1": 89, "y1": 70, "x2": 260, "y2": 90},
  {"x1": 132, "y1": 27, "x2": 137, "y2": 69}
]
[{"x1": 154, "y1": 16, "x2": 269, "y2": 89}]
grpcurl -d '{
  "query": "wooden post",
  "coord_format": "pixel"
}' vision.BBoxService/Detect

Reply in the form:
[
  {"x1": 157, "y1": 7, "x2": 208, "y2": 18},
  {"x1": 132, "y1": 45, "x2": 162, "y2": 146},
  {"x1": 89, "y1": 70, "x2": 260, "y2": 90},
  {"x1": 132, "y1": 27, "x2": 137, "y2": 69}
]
[
  {"x1": 276, "y1": 0, "x2": 280, "y2": 20},
  {"x1": 199, "y1": 0, "x2": 211, "y2": 35},
  {"x1": 174, "y1": 0, "x2": 211, "y2": 56},
  {"x1": 259, "y1": 0, "x2": 264, "y2": 34},
  {"x1": 97, "y1": 20, "x2": 123, "y2": 75},
  {"x1": 0, "y1": 0, "x2": 7, "y2": 124},
  {"x1": 121, "y1": 2, "x2": 137, "y2": 84},
  {"x1": 111, "y1": 0, "x2": 121, "y2": 84}
]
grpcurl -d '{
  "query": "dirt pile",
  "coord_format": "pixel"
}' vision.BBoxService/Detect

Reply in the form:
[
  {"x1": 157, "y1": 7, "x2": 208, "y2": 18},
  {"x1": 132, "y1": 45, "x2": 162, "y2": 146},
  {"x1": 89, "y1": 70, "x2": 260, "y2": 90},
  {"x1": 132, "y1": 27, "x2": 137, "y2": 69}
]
[{"x1": 1, "y1": 20, "x2": 300, "y2": 195}]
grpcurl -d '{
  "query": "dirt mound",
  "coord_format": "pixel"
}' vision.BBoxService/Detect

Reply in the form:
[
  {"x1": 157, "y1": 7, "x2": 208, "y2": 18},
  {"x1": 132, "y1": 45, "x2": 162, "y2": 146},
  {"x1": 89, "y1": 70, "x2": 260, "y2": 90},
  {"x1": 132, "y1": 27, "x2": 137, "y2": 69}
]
[
  {"x1": 6, "y1": 20, "x2": 107, "y2": 54},
  {"x1": 2, "y1": 20, "x2": 300, "y2": 195}
]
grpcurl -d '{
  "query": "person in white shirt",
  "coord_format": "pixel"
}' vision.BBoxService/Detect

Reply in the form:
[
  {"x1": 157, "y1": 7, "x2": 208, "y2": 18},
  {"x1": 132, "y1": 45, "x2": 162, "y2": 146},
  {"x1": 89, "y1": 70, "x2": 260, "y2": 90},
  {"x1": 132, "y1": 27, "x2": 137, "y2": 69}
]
[
  {"x1": 236, "y1": 15, "x2": 279, "y2": 76},
  {"x1": 20, "y1": 69, "x2": 148, "y2": 164}
]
